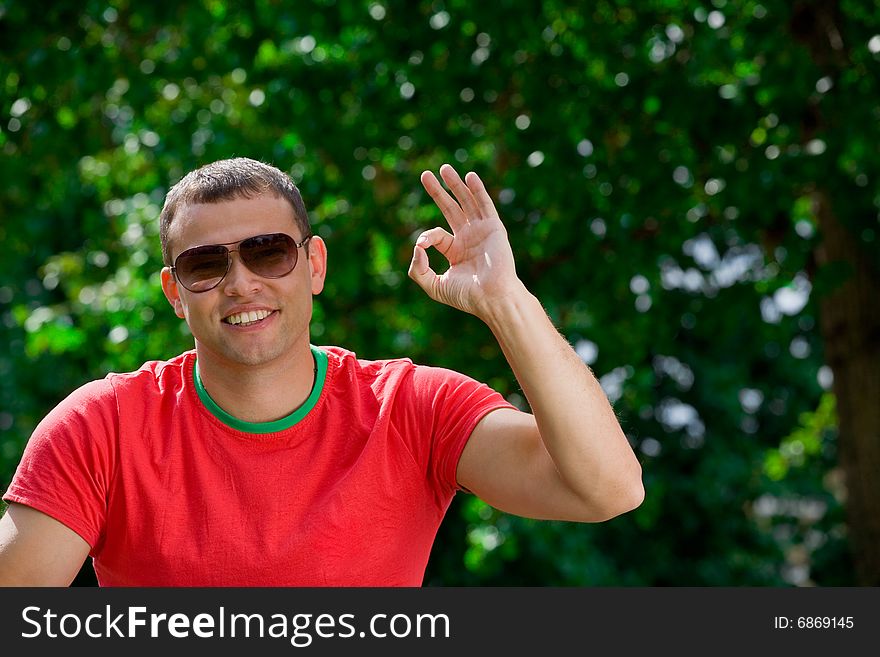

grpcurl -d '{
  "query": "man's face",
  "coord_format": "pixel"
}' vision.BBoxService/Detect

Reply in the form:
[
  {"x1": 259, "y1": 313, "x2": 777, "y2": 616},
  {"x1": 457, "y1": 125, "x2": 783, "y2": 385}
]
[{"x1": 160, "y1": 194, "x2": 326, "y2": 369}]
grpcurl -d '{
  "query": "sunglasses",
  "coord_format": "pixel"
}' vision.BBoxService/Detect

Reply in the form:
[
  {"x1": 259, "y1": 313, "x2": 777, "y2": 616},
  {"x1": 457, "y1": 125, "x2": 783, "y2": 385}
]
[{"x1": 171, "y1": 232, "x2": 312, "y2": 292}]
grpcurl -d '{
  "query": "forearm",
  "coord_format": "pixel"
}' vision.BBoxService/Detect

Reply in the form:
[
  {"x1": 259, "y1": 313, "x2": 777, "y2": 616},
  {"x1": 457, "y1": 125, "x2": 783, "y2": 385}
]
[{"x1": 480, "y1": 284, "x2": 644, "y2": 513}]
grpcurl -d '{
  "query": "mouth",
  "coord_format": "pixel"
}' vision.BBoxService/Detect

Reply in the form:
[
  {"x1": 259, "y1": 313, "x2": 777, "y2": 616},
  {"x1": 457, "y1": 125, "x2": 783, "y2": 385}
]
[{"x1": 223, "y1": 309, "x2": 276, "y2": 327}]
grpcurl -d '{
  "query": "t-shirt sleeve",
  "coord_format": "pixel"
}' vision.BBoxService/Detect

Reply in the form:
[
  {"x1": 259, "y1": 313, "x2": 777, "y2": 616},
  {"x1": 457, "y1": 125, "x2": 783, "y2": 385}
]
[
  {"x1": 3, "y1": 378, "x2": 118, "y2": 550},
  {"x1": 407, "y1": 364, "x2": 516, "y2": 498}
]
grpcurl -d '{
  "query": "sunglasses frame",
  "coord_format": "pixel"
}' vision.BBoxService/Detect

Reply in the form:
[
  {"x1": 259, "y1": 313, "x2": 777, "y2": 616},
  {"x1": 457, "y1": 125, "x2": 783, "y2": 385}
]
[{"x1": 171, "y1": 232, "x2": 312, "y2": 293}]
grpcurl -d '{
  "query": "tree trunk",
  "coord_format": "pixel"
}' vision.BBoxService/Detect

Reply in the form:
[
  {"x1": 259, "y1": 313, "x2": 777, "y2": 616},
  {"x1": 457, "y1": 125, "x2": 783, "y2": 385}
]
[
  {"x1": 814, "y1": 192, "x2": 880, "y2": 586},
  {"x1": 789, "y1": 0, "x2": 880, "y2": 587}
]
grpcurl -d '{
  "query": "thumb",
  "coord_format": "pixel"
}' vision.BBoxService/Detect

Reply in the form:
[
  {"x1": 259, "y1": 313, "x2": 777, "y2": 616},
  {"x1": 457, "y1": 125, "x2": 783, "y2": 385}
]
[{"x1": 407, "y1": 244, "x2": 438, "y2": 299}]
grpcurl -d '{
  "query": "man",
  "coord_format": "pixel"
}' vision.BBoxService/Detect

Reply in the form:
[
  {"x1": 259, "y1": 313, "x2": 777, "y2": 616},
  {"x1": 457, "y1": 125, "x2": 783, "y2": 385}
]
[{"x1": 0, "y1": 158, "x2": 643, "y2": 586}]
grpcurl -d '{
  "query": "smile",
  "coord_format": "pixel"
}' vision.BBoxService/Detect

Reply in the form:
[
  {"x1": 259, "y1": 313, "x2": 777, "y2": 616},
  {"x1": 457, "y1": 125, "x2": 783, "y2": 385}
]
[{"x1": 223, "y1": 309, "x2": 275, "y2": 326}]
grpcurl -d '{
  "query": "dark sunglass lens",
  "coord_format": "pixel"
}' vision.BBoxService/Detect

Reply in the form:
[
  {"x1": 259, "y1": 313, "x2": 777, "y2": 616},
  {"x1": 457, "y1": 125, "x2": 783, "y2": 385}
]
[
  {"x1": 240, "y1": 234, "x2": 297, "y2": 278},
  {"x1": 176, "y1": 246, "x2": 229, "y2": 291}
]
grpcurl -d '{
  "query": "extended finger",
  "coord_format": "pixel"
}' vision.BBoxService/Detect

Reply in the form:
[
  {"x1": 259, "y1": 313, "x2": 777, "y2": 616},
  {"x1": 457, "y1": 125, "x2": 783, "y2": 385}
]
[
  {"x1": 439, "y1": 163, "x2": 482, "y2": 220},
  {"x1": 421, "y1": 170, "x2": 468, "y2": 232},
  {"x1": 464, "y1": 171, "x2": 499, "y2": 220}
]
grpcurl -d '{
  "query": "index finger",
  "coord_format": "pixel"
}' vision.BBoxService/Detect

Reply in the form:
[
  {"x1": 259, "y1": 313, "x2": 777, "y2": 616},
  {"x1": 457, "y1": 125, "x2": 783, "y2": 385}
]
[
  {"x1": 439, "y1": 164, "x2": 482, "y2": 221},
  {"x1": 464, "y1": 171, "x2": 499, "y2": 220},
  {"x1": 420, "y1": 169, "x2": 469, "y2": 232}
]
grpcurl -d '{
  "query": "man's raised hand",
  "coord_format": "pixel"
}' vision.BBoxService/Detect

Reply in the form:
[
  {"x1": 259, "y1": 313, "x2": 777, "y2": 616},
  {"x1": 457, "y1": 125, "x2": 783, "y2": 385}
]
[{"x1": 408, "y1": 164, "x2": 523, "y2": 319}]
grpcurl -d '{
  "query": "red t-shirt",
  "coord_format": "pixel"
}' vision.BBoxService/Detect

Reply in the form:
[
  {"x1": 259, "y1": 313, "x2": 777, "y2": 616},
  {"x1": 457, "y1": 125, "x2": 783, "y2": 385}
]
[{"x1": 4, "y1": 346, "x2": 514, "y2": 586}]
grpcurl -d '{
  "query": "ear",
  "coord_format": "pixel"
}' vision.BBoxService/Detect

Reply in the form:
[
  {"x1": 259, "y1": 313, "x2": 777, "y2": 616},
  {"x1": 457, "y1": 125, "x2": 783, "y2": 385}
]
[
  {"x1": 306, "y1": 236, "x2": 328, "y2": 295},
  {"x1": 160, "y1": 267, "x2": 186, "y2": 319}
]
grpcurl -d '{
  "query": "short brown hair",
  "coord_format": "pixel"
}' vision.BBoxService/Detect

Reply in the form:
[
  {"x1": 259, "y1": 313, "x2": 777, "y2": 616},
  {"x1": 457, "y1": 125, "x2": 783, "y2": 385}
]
[{"x1": 159, "y1": 157, "x2": 310, "y2": 265}]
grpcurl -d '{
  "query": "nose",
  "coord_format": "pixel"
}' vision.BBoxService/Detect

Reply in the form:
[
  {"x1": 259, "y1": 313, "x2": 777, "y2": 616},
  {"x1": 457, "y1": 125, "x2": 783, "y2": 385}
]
[{"x1": 221, "y1": 251, "x2": 262, "y2": 297}]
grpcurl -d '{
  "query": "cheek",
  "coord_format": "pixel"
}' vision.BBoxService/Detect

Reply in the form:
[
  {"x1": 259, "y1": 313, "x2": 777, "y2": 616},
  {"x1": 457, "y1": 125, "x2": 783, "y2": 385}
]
[{"x1": 178, "y1": 296, "x2": 210, "y2": 326}]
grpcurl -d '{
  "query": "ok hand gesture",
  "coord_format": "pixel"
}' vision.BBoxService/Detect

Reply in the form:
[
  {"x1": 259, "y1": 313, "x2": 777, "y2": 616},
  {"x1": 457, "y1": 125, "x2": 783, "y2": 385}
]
[{"x1": 408, "y1": 164, "x2": 524, "y2": 320}]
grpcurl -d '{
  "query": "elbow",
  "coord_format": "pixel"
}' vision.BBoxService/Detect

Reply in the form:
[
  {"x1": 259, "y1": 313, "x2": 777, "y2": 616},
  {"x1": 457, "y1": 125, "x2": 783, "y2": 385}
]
[
  {"x1": 626, "y1": 460, "x2": 646, "y2": 509},
  {"x1": 592, "y1": 465, "x2": 645, "y2": 522},
  {"x1": 600, "y1": 485, "x2": 644, "y2": 522},
  {"x1": 623, "y1": 476, "x2": 646, "y2": 514},
  {"x1": 618, "y1": 462, "x2": 645, "y2": 514}
]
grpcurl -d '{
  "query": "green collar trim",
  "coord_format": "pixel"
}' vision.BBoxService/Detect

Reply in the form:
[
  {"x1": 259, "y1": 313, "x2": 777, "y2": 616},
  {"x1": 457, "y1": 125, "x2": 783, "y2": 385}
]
[{"x1": 194, "y1": 346, "x2": 327, "y2": 434}]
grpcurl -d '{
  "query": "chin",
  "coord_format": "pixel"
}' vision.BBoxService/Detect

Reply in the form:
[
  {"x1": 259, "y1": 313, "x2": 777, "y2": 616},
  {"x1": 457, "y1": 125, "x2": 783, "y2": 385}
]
[{"x1": 220, "y1": 344, "x2": 286, "y2": 367}]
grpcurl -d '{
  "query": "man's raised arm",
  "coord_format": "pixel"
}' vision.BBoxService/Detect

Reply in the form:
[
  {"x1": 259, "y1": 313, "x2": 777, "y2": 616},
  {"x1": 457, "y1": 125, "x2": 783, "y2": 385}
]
[{"x1": 408, "y1": 164, "x2": 644, "y2": 522}]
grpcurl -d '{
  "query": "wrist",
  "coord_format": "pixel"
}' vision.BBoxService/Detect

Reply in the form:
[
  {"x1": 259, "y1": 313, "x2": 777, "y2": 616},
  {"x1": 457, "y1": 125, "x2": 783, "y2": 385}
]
[{"x1": 478, "y1": 281, "x2": 539, "y2": 330}]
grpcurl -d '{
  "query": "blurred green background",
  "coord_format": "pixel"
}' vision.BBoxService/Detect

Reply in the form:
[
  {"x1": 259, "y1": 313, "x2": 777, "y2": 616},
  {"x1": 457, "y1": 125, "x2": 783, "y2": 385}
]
[{"x1": 2, "y1": 0, "x2": 878, "y2": 586}]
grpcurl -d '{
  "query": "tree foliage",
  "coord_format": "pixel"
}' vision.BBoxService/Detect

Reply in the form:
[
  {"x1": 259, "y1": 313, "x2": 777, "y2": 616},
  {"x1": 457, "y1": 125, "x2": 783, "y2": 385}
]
[{"x1": 2, "y1": 0, "x2": 877, "y2": 585}]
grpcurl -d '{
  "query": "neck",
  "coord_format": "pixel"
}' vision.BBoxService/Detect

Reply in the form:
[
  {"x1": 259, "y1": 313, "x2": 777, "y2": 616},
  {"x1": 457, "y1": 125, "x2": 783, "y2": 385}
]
[{"x1": 194, "y1": 343, "x2": 317, "y2": 424}]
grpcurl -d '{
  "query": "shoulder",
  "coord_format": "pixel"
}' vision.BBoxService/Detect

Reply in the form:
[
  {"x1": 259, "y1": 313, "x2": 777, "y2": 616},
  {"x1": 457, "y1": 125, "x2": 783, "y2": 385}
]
[
  {"x1": 316, "y1": 344, "x2": 495, "y2": 400},
  {"x1": 319, "y1": 344, "x2": 415, "y2": 383},
  {"x1": 103, "y1": 351, "x2": 194, "y2": 396},
  {"x1": 38, "y1": 378, "x2": 117, "y2": 429},
  {"x1": 318, "y1": 345, "x2": 472, "y2": 384},
  {"x1": 34, "y1": 352, "x2": 193, "y2": 429}
]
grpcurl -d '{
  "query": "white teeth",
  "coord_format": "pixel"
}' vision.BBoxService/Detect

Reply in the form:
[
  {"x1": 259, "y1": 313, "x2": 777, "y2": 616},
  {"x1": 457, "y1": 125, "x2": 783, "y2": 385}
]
[{"x1": 225, "y1": 309, "x2": 271, "y2": 325}]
